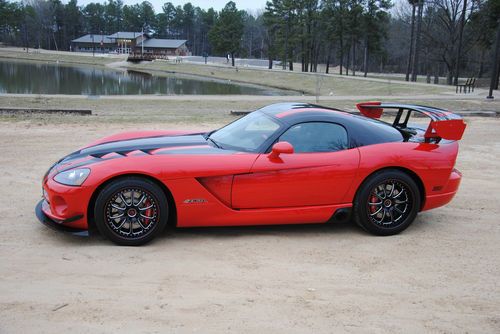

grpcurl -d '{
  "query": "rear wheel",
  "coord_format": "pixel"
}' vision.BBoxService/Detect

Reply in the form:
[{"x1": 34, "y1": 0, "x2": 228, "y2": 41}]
[
  {"x1": 353, "y1": 170, "x2": 421, "y2": 236},
  {"x1": 94, "y1": 177, "x2": 168, "y2": 246}
]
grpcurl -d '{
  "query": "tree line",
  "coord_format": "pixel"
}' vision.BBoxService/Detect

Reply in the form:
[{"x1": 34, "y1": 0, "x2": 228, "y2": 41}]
[{"x1": 0, "y1": 0, "x2": 499, "y2": 86}]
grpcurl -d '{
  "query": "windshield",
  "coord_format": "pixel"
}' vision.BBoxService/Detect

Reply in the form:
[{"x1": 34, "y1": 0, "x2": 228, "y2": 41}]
[{"x1": 208, "y1": 112, "x2": 281, "y2": 152}]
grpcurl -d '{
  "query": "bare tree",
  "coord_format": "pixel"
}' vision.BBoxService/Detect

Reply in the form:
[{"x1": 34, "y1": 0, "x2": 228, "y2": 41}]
[{"x1": 405, "y1": 0, "x2": 417, "y2": 81}]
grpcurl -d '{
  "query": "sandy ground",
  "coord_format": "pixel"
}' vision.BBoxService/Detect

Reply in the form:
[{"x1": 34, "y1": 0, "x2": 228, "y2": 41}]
[{"x1": 0, "y1": 116, "x2": 499, "y2": 333}]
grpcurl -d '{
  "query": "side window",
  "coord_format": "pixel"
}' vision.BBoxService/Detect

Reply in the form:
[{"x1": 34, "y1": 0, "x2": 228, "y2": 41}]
[{"x1": 279, "y1": 122, "x2": 348, "y2": 153}]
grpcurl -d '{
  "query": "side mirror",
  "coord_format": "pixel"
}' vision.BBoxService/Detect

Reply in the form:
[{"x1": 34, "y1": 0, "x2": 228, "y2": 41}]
[{"x1": 269, "y1": 141, "x2": 294, "y2": 159}]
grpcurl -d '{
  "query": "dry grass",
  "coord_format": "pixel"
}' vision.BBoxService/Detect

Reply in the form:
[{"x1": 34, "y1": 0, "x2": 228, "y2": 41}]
[{"x1": 129, "y1": 60, "x2": 454, "y2": 96}]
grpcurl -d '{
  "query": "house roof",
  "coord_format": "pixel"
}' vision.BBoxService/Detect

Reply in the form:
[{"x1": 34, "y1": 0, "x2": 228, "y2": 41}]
[
  {"x1": 71, "y1": 34, "x2": 115, "y2": 44},
  {"x1": 107, "y1": 32, "x2": 144, "y2": 39},
  {"x1": 140, "y1": 39, "x2": 187, "y2": 49}
]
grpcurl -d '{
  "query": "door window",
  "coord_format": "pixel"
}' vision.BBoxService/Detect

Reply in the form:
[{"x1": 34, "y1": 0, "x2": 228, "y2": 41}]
[{"x1": 279, "y1": 122, "x2": 348, "y2": 153}]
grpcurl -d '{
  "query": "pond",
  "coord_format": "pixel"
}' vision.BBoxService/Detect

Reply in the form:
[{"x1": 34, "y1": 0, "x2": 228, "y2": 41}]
[{"x1": 0, "y1": 59, "x2": 290, "y2": 96}]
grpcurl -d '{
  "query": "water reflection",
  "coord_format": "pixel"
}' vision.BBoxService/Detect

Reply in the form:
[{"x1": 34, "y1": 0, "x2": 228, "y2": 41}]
[{"x1": 0, "y1": 60, "x2": 286, "y2": 95}]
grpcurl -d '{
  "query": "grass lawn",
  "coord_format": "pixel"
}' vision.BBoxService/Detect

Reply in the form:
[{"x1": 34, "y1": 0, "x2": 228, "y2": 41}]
[
  {"x1": 0, "y1": 49, "x2": 117, "y2": 66},
  {"x1": 128, "y1": 60, "x2": 454, "y2": 96}
]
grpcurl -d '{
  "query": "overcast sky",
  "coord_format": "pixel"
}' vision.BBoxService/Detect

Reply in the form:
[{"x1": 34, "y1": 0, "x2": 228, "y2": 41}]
[{"x1": 78, "y1": 0, "x2": 268, "y2": 13}]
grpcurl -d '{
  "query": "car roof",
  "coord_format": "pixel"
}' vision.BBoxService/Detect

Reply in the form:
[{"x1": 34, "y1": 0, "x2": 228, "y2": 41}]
[
  {"x1": 257, "y1": 102, "x2": 404, "y2": 147},
  {"x1": 258, "y1": 102, "x2": 346, "y2": 122}
]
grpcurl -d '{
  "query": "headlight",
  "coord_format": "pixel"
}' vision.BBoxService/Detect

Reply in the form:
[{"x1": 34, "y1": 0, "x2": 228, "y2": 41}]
[{"x1": 54, "y1": 168, "x2": 90, "y2": 186}]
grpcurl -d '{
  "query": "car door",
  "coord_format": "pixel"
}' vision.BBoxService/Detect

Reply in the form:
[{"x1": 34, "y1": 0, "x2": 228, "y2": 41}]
[{"x1": 232, "y1": 122, "x2": 360, "y2": 209}]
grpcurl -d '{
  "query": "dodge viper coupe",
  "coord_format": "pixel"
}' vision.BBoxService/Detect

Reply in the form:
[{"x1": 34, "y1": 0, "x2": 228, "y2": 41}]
[{"x1": 36, "y1": 102, "x2": 466, "y2": 246}]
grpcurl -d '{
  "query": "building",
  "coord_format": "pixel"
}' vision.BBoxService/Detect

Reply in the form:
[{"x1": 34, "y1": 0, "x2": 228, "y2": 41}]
[
  {"x1": 71, "y1": 32, "x2": 189, "y2": 57},
  {"x1": 70, "y1": 34, "x2": 115, "y2": 53},
  {"x1": 136, "y1": 39, "x2": 189, "y2": 56},
  {"x1": 106, "y1": 32, "x2": 148, "y2": 54}
]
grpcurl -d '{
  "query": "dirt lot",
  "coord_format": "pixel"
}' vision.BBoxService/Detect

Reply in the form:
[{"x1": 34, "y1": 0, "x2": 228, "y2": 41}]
[{"x1": 0, "y1": 116, "x2": 499, "y2": 333}]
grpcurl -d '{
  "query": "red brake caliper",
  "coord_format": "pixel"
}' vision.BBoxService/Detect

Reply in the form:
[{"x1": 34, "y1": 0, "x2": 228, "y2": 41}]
[
  {"x1": 143, "y1": 199, "x2": 151, "y2": 226},
  {"x1": 370, "y1": 195, "x2": 378, "y2": 213}
]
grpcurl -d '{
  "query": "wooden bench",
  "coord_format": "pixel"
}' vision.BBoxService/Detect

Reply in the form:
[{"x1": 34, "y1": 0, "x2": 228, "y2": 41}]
[{"x1": 456, "y1": 77, "x2": 476, "y2": 93}]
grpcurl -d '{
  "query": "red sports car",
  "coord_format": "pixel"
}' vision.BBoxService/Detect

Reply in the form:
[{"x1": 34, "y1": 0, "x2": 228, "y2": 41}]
[{"x1": 36, "y1": 102, "x2": 466, "y2": 246}]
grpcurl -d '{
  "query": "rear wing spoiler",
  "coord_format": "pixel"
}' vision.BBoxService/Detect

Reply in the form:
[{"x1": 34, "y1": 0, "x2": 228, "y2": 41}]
[{"x1": 356, "y1": 102, "x2": 466, "y2": 141}]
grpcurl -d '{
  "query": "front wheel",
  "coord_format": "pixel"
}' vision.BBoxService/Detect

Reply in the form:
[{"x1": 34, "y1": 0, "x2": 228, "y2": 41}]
[
  {"x1": 353, "y1": 170, "x2": 421, "y2": 236},
  {"x1": 94, "y1": 177, "x2": 168, "y2": 246}
]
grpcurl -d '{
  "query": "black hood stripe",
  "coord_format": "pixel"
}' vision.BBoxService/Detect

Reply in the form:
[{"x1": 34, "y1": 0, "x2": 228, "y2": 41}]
[{"x1": 65, "y1": 134, "x2": 209, "y2": 161}]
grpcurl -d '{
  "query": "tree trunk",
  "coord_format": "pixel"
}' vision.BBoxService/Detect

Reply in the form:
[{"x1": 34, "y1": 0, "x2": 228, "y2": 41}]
[
  {"x1": 495, "y1": 58, "x2": 500, "y2": 90},
  {"x1": 454, "y1": 0, "x2": 468, "y2": 85},
  {"x1": 302, "y1": 38, "x2": 306, "y2": 72},
  {"x1": 411, "y1": 0, "x2": 423, "y2": 82},
  {"x1": 405, "y1": 4, "x2": 416, "y2": 82},
  {"x1": 434, "y1": 63, "x2": 440, "y2": 84},
  {"x1": 352, "y1": 38, "x2": 356, "y2": 76},
  {"x1": 339, "y1": 38, "x2": 344, "y2": 75},
  {"x1": 487, "y1": 20, "x2": 500, "y2": 98},
  {"x1": 326, "y1": 43, "x2": 332, "y2": 74},
  {"x1": 477, "y1": 49, "x2": 485, "y2": 78},
  {"x1": 363, "y1": 39, "x2": 368, "y2": 78},
  {"x1": 447, "y1": 70, "x2": 453, "y2": 85},
  {"x1": 268, "y1": 56, "x2": 273, "y2": 69},
  {"x1": 231, "y1": 52, "x2": 235, "y2": 67},
  {"x1": 346, "y1": 46, "x2": 350, "y2": 76}
]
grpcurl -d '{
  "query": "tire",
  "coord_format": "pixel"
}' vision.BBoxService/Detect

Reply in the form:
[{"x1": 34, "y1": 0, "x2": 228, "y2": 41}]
[
  {"x1": 353, "y1": 169, "x2": 421, "y2": 236},
  {"x1": 94, "y1": 177, "x2": 168, "y2": 246}
]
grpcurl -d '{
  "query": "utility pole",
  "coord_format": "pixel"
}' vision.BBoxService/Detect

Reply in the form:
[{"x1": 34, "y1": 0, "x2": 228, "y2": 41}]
[
  {"x1": 454, "y1": 0, "x2": 467, "y2": 86},
  {"x1": 91, "y1": 34, "x2": 95, "y2": 57},
  {"x1": 487, "y1": 19, "x2": 500, "y2": 99}
]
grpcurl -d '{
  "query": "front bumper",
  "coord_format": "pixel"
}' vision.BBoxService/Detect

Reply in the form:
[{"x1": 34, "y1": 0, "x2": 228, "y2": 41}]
[{"x1": 35, "y1": 200, "x2": 89, "y2": 237}]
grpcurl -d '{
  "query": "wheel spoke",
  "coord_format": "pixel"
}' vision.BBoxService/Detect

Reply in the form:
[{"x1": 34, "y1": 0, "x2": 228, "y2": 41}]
[
  {"x1": 370, "y1": 206, "x2": 383, "y2": 216},
  {"x1": 137, "y1": 218, "x2": 147, "y2": 230},
  {"x1": 369, "y1": 201, "x2": 382, "y2": 206},
  {"x1": 140, "y1": 213, "x2": 154, "y2": 219},
  {"x1": 139, "y1": 204, "x2": 153, "y2": 211},
  {"x1": 119, "y1": 193, "x2": 130, "y2": 207},
  {"x1": 374, "y1": 211, "x2": 385, "y2": 224},
  {"x1": 388, "y1": 182, "x2": 395, "y2": 197},
  {"x1": 111, "y1": 203, "x2": 126, "y2": 211},
  {"x1": 109, "y1": 212, "x2": 124, "y2": 219},
  {"x1": 135, "y1": 194, "x2": 146, "y2": 207},
  {"x1": 393, "y1": 189, "x2": 406, "y2": 199},
  {"x1": 114, "y1": 217, "x2": 126, "y2": 229},
  {"x1": 394, "y1": 206, "x2": 405, "y2": 214}
]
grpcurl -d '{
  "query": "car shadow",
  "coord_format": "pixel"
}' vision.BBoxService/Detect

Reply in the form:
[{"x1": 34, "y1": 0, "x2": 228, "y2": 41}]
[
  {"x1": 37, "y1": 213, "x2": 435, "y2": 247},
  {"x1": 159, "y1": 220, "x2": 362, "y2": 241}
]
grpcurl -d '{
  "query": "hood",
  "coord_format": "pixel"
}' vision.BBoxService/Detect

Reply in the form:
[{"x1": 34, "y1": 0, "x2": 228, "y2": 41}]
[
  {"x1": 49, "y1": 132, "x2": 229, "y2": 175},
  {"x1": 81, "y1": 130, "x2": 197, "y2": 148}
]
